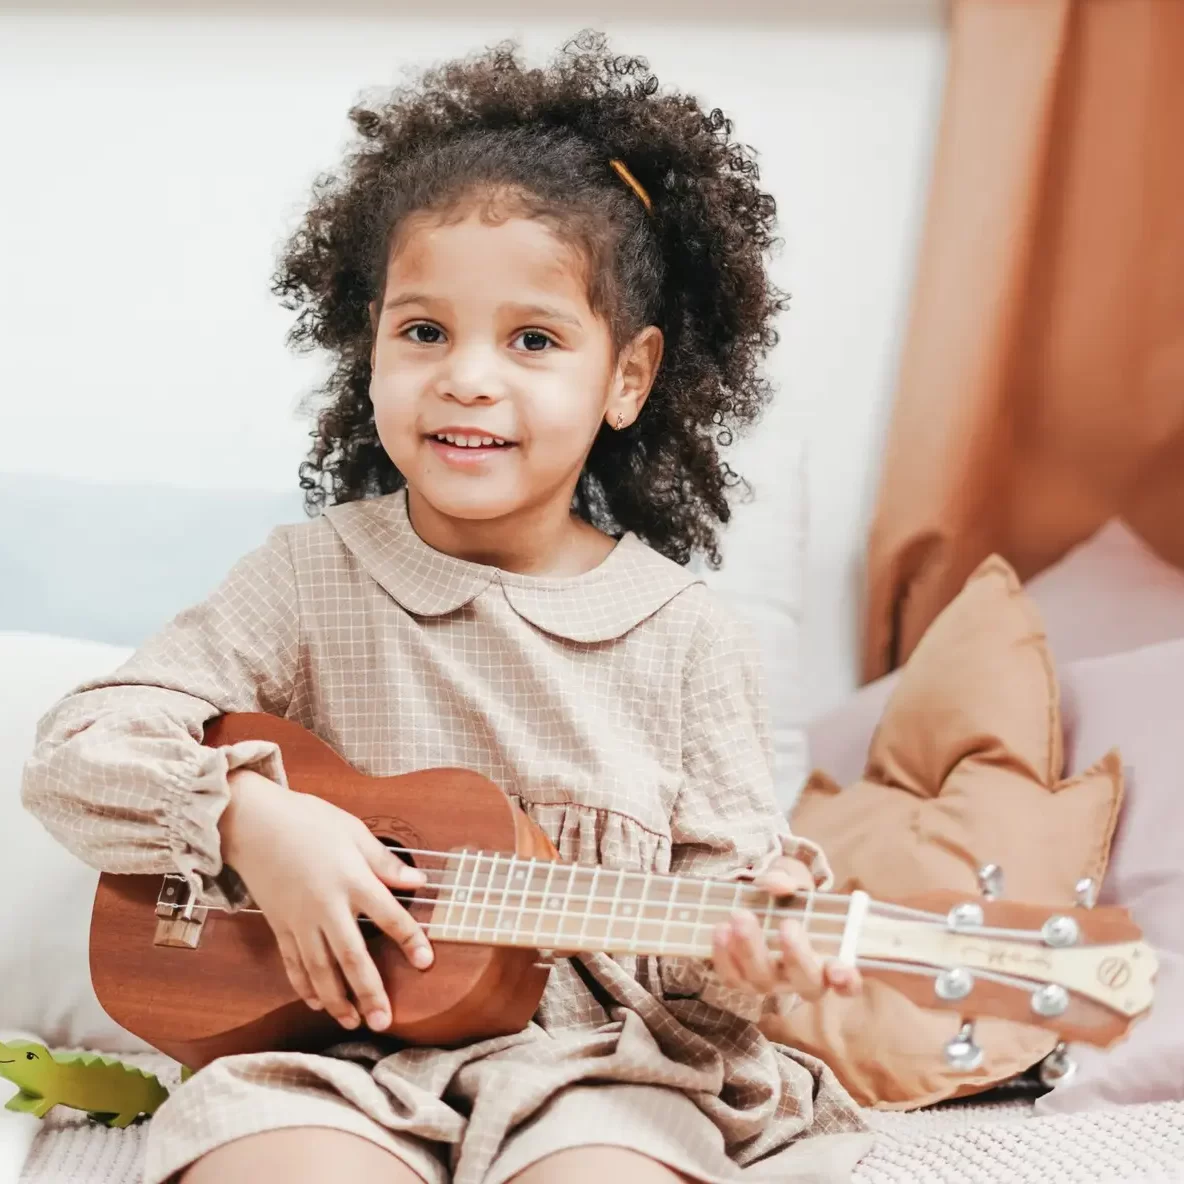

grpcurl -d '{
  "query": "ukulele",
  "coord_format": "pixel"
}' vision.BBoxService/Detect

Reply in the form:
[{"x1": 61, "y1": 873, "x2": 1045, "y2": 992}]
[{"x1": 89, "y1": 714, "x2": 1155, "y2": 1072}]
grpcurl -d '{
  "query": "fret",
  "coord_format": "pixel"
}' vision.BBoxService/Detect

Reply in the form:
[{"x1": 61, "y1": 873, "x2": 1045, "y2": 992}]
[
  {"x1": 458, "y1": 851, "x2": 482, "y2": 941},
  {"x1": 490, "y1": 853, "x2": 514, "y2": 944},
  {"x1": 575, "y1": 865, "x2": 601, "y2": 951},
  {"x1": 696, "y1": 877, "x2": 713, "y2": 960},
  {"x1": 656, "y1": 876, "x2": 677, "y2": 957},
  {"x1": 556, "y1": 863, "x2": 579, "y2": 949},
  {"x1": 802, "y1": 885, "x2": 816, "y2": 949},
  {"x1": 534, "y1": 860, "x2": 559, "y2": 947},
  {"x1": 473, "y1": 857, "x2": 492, "y2": 937},
  {"x1": 509, "y1": 857, "x2": 535, "y2": 944},
  {"x1": 761, "y1": 899, "x2": 778, "y2": 962},
  {"x1": 606, "y1": 867, "x2": 627, "y2": 952},
  {"x1": 439, "y1": 850, "x2": 465, "y2": 941},
  {"x1": 631, "y1": 871, "x2": 651, "y2": 956}
]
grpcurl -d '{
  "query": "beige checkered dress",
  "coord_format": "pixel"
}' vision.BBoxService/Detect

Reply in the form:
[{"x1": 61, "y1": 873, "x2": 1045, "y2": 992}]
[{"x1": 22, "y1": 490, "x2": 870, "y2": 1184}]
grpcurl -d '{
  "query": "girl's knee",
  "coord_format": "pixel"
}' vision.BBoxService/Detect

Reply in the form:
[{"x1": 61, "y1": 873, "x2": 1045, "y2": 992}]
[
  {"x1": 506, "y1": 1146, "x2": 693, "y2": 1184},
  {"x1": 178, "y1": 1128, "x2": 431, "y2": 1184}
]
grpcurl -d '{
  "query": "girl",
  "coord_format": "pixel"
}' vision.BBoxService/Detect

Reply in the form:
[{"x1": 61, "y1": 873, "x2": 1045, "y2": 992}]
[{"x1": 23, "y1": 34, "x2": 870, "y2": 1184}]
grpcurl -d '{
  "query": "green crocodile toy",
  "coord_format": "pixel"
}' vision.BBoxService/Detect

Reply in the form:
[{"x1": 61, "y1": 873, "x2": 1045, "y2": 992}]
[{"x1": 0, "y1": 1040, "x2": 169, "y2": 1128}]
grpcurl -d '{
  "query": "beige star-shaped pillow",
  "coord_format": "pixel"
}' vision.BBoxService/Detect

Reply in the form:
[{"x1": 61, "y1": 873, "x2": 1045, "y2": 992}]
[{"x1": 764, "y1": 556, "x2": 1123, "y2": 1109}]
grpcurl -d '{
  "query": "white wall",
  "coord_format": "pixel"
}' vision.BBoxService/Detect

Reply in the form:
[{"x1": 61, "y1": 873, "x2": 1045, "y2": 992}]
[{"x1": 0, "y1": 2, "x2": 946, "y2": 714}]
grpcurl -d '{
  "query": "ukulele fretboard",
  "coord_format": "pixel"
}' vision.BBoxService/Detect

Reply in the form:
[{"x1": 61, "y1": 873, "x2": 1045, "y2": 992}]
[{"x1": 417, "y1": 850, "x2": 843, "y2": 958}]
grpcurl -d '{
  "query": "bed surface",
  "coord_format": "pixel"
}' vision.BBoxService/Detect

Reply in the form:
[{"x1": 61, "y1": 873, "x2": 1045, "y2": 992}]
[{"x1": 17, "y1": 1055, "x2": 1184, "y2": 1184}]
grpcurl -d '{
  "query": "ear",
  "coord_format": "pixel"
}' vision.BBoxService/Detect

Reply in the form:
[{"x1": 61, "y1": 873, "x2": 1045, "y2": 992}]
[
  {"x1": 607, "y1": 326, "x2": 664, "y2": 431},
  {"x1": 369, "y1": 300, "x2": 379, "y2": 369}
]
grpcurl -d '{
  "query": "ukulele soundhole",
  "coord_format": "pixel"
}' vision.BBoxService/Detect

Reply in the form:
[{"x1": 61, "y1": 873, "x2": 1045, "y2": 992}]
[{"x1": 356, "y1": 826, "x2": 425, "y2": 939}]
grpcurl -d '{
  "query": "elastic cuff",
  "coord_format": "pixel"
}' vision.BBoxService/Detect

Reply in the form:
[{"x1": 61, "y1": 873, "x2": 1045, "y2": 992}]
[
  {"x1": 165, "y1": 738, "x2": 287, "y2": 909},
  {"x1": 727, "y1": 832, "x2": 833, "y2": 892}
]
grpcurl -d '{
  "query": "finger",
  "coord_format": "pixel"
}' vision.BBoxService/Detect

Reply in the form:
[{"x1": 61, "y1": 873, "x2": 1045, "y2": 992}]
[
  {"x1": 728, "y1": 911, "x2": 777, "y2": 994},
  {"x1": 755, "y1": 870, "x2": 806, "y2": 897},
  {"x1": 276, "y1": 930, "x2": 321, "y2": 1011},
  {"x1": 776, "y1": 919, "x2": 825, "y2": 1000},
  {"x1": 711, "y1": 923, "x2": 745, "y2": 989},
  {"x1": 363, "y1": 841, "x2": 427, "y2": 891},
  {"x1": 326, "y1": 907, "x2": 392, "y2": 1031},
  {"x1": 754, "y1": 862, "x2": 815, "y2": 897},
  {"x1": 362, "y1": 885, "x2": 434, "y2": 971},
  {"x1": 298, "y1": 929, "x2": 359, "y2": 1029},
  {"x1": 825, "y1": 961, "x2": 864, "y2": 997}
]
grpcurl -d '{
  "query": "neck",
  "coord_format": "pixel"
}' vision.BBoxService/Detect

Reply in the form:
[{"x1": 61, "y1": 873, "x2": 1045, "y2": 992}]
[
  {"x1": 422, "y1": 851, "x2": 841, "y2": 960},
  {"x1": 405, "y1": 486, "x2": 596, "y2": 576}
]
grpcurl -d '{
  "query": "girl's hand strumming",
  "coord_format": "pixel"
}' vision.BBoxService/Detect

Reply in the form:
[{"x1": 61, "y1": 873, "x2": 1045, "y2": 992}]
[
  {"x1": 218, "y1": 769, "x2": 433, "y2": 1032},
  {"x1": 710, "y1": 856, "x2": 863, "y2": 1001}
]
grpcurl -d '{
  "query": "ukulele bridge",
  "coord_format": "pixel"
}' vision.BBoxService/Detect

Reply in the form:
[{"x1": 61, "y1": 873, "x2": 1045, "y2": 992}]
[{"x1": 154, "y1": 876, "x2": 208, "y2": 949}]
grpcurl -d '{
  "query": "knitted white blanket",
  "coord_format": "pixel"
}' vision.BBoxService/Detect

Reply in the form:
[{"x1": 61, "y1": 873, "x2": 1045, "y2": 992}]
[{"x1": 15, "y1": 1056, "x2": 1184, "y2": 1183}]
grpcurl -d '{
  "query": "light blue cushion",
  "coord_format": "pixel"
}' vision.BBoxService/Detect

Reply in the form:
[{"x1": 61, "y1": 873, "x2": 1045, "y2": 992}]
[{"x1": 2, "y1": 475, "x2": 306, "y2": 647}]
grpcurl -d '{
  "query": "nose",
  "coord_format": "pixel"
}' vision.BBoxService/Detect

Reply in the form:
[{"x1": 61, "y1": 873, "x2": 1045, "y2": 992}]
[{"x1": 438, "y1": 340, "x2": 509, "y2": 406}]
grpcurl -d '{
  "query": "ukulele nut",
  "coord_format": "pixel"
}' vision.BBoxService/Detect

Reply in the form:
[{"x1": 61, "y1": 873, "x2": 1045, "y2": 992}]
[
  {"x1": 1031, "y1": 983, "x2": 1070, "y2": 1018},
  {"x1": 1041, "y1": 915, "x2": 1080, "y2": 948},
  {"x1": 1074, "y1": 878, "x2": 1097, "y2": 908},
  {"x1": 947, "y1": 902, "x2": 985, "y2": 931},
  {"x1": 935, "y1": 967, "x2": 974, "y2": 1001},
  {"x1": 943, "y1": 1021, "x2": 984, "y2": 1072}
]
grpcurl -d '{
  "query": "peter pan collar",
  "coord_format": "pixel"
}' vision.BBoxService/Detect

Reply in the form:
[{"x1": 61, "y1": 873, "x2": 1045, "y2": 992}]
[{"x1": 324, "y1": 490, "x2": 702, "y2": 643}]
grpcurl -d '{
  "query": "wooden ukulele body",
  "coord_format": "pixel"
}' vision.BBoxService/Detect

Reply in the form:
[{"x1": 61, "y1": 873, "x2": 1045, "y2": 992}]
[{"x1": 90, "y1": 714, "x2": 556, "y2": 1070}]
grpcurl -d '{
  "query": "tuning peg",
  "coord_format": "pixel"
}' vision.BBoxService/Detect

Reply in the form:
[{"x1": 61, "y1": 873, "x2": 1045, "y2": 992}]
[
  {"x1": 1074, "y1": 878, "x2": 1097, "y2": 908},
  {"x1": 1041, "y1": 914, "x2": 1081, "y2": 947},
  {"x1": 947, "y1": 901, "x2": 985, "y2": 930},
  {"x1": 944, "y1": 1021, "x2": 984, "y2": 1072},
  {"x1": 1038, "y1": 1042, "x2": 1077, "y2": 1088},
  {"x1": 1030, "y1": 983, "x2": 1070, "y2": 1018},
  {"x1": 977, "y1": 863, "x2": 1004, "y2": 900}
]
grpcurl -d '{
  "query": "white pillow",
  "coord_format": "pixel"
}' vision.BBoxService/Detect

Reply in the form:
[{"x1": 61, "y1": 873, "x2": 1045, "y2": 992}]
[
  {"x1": 0, "y1": 632, "x2": 149, "y2": 1053},
  {"x1": 694, "y1": 433, "x2": 809, "y2": 810}
]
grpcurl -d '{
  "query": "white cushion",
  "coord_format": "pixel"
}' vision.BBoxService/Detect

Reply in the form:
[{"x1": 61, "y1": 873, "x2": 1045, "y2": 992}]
[
  {"x1": 0, "y1": 632, "x2": 148, "y2": 1052},
  {"x1": 695, "y1": 434, "x2": 809, "y2": 809}
]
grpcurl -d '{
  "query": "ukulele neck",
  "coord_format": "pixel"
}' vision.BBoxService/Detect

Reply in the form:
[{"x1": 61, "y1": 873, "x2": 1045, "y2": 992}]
[{"x1": 422, "y1": 851, "x2": 844, "y2": 959}]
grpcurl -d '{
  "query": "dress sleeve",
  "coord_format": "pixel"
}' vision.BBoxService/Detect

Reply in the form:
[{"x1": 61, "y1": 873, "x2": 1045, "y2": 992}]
[
  {"x1": 660, "y1": 602, "x2": 831, "y2": 1021},
  {"x1": 21, "y1": 528, "x2": 299, "y2": 906}
]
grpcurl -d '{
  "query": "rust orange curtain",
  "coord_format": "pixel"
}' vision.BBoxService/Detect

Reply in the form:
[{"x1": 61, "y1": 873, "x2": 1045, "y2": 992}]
[{"x1": 863, "y1": 0, "x2": 1184, "y2": 682}]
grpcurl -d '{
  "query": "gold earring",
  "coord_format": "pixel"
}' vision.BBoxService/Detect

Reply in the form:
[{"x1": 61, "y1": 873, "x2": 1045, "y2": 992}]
[{"x1": 615, "y1": 412, "x2": 624, "y2": 430}]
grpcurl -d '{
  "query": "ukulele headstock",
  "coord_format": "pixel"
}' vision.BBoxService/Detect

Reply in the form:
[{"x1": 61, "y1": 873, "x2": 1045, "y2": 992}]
[{"x1": 847, "y1": 872, "x2": 1155, "y2": 1078}]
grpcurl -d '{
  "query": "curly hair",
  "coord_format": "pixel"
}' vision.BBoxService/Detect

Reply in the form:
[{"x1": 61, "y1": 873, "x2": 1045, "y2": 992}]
[{"x1": 274, "y1": 31, "x2": 788, "y2": 567}]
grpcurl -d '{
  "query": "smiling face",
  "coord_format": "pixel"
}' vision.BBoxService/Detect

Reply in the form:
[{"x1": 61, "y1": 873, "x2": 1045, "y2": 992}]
[{"x1": 369, "y1": 203, "x2": 660, "y2": 531}]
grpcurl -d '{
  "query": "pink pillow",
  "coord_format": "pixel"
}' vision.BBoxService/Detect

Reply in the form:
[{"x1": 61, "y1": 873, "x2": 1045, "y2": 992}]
[
  {"x1": 1025, "y1": 520, "x2": 1184, "y2": 664},
  {"x1": 1035, "y1": 638, "x2": 1184, "y2": 1112},
  {"x1": 805, "y1": 675, "x2": 898, "y2": 790},
  {"x1": 805, "y1": 637, "x2": 1184, "y2": 1111},
  {"x1": 809, "y1": 519, "x2": 1184, "y2": 784}
]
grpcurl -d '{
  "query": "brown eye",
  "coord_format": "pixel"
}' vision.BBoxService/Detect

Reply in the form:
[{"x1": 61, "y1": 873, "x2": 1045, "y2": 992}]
[
  {"x1": 515, "y1": 330, "x2": 553, "y2": 352},
  {"x1": 406, "y1": 324, "x2": 444, "y2": 345}
]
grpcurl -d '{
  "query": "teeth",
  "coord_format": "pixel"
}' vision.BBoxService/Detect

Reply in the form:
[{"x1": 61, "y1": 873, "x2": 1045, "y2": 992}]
[{"x1": 436, "y1": 433, "x2": 508, "y2": 448}]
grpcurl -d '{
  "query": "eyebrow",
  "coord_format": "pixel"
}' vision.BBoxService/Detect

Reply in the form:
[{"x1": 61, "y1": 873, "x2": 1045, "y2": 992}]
[
  {"x1": 381, "y1": 293, "x2": 584, "y2": 329},
  {"x1": 381, "y1": 292, "x2": 434, "y2": 313}
]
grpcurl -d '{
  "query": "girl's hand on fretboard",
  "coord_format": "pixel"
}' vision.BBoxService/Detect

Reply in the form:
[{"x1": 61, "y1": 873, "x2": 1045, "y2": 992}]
[{"x1": 709, "y1": 857, "x2": 864, "y2": 1001}]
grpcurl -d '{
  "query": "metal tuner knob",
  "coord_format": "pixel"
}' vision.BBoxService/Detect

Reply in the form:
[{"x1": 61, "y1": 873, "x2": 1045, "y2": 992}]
[
  {"x1": 944, "y1": 1021, "x2": 984, "y2": 1072},
  {"x1": 977, "y1": 863, "x2": 1004, "y2": 901},
  {"x1": 1038, "y1": 1042, "x2": 1078, "y2": 1088}
]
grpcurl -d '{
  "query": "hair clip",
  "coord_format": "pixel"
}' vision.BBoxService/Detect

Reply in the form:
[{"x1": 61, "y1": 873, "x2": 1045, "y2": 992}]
[{"x1": 609, "y1": 159, "x2": 653, "y2": 214}]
